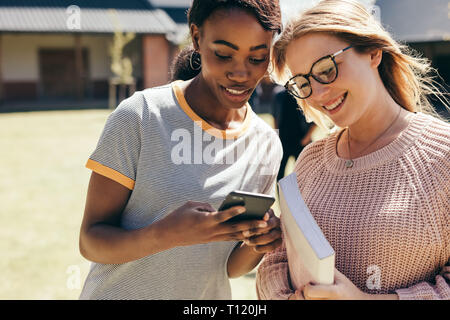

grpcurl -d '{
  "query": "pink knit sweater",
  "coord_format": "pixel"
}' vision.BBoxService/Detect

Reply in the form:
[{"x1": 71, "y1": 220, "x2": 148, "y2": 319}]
[{"x1": 256, "y1": 112, "x2": 450, "y2": 300}]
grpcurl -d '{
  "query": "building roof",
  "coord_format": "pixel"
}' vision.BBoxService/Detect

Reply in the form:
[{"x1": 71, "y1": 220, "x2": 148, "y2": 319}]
[
  {"x1": 376, "y1": 0, "x2": 450, "y2": 42},
  {"x1": 159, "y1": 7, "x2": 189, "y2": 24},
  {"x1": 148, "y1": 0, "x2": 191, "y2": 8},
  {"x1": 0, "y1": 0, "x2": 154, "y2": 9},
  {"x1": 149, "y1": 3, "x2": 190, "y2": 44},
  {"x1": 0, "y1": 0, "x2": 177, "y2": 34}
]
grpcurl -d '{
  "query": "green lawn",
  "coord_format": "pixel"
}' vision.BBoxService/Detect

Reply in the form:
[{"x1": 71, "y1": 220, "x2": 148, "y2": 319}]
[
  {"x1": 0, "y1": 109, "x2": 296, "y2": 300},
  {"x1": 0, "y1": 110, "x2": 107, "y2": 299}
]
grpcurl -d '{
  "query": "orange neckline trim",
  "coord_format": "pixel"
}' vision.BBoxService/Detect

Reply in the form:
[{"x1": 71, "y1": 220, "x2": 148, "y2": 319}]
[{"x1": 171, "y1": 80, "x2": 253, "y2": 140}]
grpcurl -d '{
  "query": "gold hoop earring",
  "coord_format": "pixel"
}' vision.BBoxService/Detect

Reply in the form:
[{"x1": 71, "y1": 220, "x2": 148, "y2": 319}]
[{"x1": 190, "y1": 50, "x2": 201, "y2": 71}]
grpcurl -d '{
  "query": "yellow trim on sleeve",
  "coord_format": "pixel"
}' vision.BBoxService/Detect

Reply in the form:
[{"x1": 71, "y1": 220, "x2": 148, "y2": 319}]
[
  {"x1": 86, "y1": 159, "x2": 135, "y2": 190},
  {"x1": 171, "y1": 80, "x2": 253, "y2": 140}
]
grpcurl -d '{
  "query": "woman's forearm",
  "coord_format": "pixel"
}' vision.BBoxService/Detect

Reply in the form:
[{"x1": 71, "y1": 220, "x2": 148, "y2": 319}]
[
  {"x1": 227, "y1": 242, "x2": 265, "y2": 278},
  {"x1": 79, "y1": 219, "x2": 173, "y2": 264}
]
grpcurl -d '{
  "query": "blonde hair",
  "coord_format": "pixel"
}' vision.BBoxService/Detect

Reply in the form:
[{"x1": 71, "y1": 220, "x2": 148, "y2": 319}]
[{"x1": 271, "y1": 0, "x2": 449, "y2": 130}]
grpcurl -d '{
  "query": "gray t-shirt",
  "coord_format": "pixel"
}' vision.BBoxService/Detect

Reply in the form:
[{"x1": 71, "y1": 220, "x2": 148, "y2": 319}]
[{"x1": 80, "y1": 81, "x2": 283, "y2": 299}]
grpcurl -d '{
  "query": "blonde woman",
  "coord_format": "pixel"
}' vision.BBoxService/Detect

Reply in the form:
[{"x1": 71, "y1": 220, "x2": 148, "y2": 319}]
[{"x1": 256, "y1": 0, "x2": 450, "y2": 300}]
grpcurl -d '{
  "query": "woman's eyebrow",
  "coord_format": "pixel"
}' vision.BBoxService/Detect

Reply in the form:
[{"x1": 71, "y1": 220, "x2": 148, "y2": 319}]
[
  {"x1": 213, "y1": 40, "x2": 268, "y2": 51},
  {"x1": 213, "y1": 40, "x2": 239, "y2": 50},
  {"x1": 250, "y1": 44, "x2": 268, "y2": 51}
]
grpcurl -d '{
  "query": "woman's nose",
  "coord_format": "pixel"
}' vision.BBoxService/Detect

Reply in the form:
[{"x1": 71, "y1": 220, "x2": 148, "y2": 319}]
[
  {"x1": 308, "y1": 77, "x2": 331, "y2": 102},
  {"x1": 227, "y1": 63, "x2": 250, "y2": 82}
]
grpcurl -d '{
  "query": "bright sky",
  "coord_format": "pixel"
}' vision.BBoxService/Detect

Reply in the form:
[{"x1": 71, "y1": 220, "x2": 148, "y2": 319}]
[
  {"x1": 280, "y1": 0, "x2": 376, "y2": 25},
  {"x1": 149, "y1": 0, "x2": 190, "y2": 6},
  {"x1": 148, "y1": 0, "x2": 377, "y2": 25}
]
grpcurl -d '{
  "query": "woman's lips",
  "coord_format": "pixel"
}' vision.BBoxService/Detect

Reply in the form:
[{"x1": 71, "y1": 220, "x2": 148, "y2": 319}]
[
  {"x1": 322, "y1": 92, "x2": 347, "y2": 115},
  {"x1": 221, "y1": 85, "x2": 252, "y2": 103}
]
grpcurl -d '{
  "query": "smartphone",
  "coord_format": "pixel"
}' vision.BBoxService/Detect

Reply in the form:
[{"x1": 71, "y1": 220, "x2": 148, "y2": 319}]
[{"x1": 218, "y1": 190, "x2": 275, "y2": 222}]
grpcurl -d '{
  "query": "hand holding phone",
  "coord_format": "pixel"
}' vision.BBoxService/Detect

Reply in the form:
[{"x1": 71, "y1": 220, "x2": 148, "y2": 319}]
[
  {"x1": 218, "y1": 191, "x2": 282, "y2": 253},
  {"x1": 219, "y1": 191, "x2": 275, "y2": 222}
]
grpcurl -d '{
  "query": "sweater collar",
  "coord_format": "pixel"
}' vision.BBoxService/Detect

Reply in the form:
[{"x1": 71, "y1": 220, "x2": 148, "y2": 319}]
[{"x1": 323, "y1": 112, "x2": 431, "y2": 174}]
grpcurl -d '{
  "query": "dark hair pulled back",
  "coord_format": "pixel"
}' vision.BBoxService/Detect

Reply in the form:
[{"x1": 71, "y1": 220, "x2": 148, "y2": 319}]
[{"x1": 169, "y1": 0, "x2": 282, "y2": 81}]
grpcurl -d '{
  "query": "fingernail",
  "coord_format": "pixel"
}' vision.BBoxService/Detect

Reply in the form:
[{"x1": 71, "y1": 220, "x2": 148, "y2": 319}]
[
  {"x1": 243, "y1": 231, "x2": 250, "y2": 237},
  {"x1": 237, "y1": 207, "x2": 246, "y2": 214},
  {"x1": 258, "y1": 222, "x2": 267, "y2": 228}
]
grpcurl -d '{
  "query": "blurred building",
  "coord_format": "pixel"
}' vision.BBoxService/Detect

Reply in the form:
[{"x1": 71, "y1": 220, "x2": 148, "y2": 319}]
[
  {"x1": 150, "y1": 0, "x2": 190, "y2": 45},
  {"x1": 376, "y1": 0, "x2": 450, "y2": 119},
  {"x1": 0, "y1": 0, "x2": 181, "y2": 109}
]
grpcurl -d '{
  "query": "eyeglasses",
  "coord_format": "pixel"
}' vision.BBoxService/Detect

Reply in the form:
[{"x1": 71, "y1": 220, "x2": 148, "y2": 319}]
[{"x1": 284, "y1": 45, "x2": 353, "y2": 99}]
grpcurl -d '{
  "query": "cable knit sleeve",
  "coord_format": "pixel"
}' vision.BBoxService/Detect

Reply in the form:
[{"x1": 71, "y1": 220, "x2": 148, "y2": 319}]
[
  {"x1": 395, "y1": 274, "x2": 450, "y2": 300},
  {"x1": 256, "y1": 238, "x2": 294, "y2": 300},
  {"x1": 395, "y1": 206, "x2": 449, "y2": 300},
  {"x1": 396, "y1": 120, "x2": 450, "y2": 300}
]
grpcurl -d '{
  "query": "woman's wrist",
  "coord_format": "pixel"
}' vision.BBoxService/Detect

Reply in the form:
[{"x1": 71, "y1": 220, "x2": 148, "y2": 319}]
[
  {"x1": 227, "y1": 242, "x2": 265, "y2": 278},
  {"x1": 141, "y1": 218, "x2": 177, "y2": 255}
]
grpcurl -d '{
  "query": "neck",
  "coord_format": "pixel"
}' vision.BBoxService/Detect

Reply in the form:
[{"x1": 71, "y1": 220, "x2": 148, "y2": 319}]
[
  {"x1": 348, "y1": 85, "x2": 403, "y2": 145},
  {"x1": 183, "y1": 76, "x2": 247, "y2": 130},
  {"x1": 339, "y1": 85, "x2": 411, "y2": 160}
]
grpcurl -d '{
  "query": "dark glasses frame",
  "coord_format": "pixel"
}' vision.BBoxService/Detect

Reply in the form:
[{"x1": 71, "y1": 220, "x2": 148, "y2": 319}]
[{"x1": 284, "y1": 45, "x2": 353, "y2": 99}]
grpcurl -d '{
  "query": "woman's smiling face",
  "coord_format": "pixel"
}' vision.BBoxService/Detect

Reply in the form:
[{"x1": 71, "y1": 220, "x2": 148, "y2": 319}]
[
  {"x1": 192, "y1": 8, "x2": 273, "y2": 109},
  {"x1": 285, "y1": 32, "x2": 382, "y2": 128}
]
